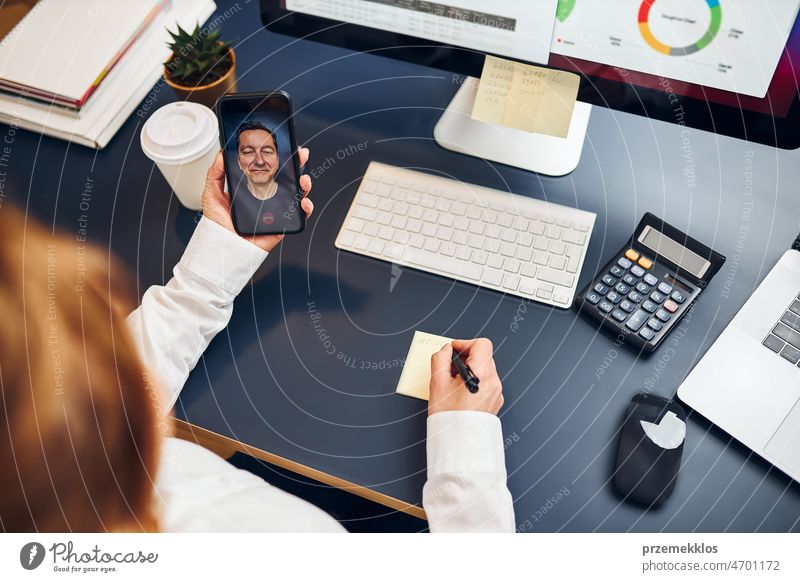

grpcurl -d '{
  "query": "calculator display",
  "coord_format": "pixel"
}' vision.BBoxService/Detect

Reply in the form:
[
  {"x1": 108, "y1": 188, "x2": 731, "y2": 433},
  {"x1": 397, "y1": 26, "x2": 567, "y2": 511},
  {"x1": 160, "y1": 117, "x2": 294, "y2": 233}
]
[{"x1": 638, "y1": 226, "x2": 710, "y2": 278}]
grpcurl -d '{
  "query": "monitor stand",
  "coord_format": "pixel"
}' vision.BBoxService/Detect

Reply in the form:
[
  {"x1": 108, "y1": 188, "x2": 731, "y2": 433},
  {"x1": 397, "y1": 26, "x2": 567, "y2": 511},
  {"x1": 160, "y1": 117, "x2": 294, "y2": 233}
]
[{"x1": 433, "y1": 77, "x2": 592, "y2": 177}]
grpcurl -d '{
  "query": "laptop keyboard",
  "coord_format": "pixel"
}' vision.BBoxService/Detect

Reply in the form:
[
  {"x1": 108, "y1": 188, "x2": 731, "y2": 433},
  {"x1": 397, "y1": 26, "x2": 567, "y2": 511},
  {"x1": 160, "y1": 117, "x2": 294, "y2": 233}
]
[{"x1": 762, "y1": 292, "x2": 800, "y2": 364}]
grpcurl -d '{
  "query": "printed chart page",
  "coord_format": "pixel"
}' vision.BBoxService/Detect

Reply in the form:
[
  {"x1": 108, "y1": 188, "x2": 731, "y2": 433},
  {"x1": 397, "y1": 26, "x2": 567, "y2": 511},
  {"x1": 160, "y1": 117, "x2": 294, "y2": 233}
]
[
  {"x1": 551, "y1": 0, "x2": 800, "y2": 97},
  {"x1": 286, "y1": 0, "x2": 558, "y2": 64}
]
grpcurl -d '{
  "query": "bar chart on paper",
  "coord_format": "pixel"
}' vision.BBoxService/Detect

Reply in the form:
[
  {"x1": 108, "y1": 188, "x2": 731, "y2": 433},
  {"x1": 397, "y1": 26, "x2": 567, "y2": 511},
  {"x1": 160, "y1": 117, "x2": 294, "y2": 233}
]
[{"x1": 551, "y1": 0, "x2": 800, "y2": 97}]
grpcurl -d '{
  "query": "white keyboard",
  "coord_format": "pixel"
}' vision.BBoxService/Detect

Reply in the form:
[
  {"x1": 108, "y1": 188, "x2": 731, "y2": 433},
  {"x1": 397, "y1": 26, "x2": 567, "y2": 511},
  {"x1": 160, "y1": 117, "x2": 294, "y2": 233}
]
[{"x1": 334, "y1": 162, "x2": 596, "y2": 308}]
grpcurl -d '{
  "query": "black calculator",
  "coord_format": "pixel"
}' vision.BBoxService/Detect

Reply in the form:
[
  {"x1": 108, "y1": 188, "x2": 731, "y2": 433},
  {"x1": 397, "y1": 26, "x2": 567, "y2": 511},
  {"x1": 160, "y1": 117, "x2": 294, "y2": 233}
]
[{"x1": 576, "y1": 213, "x2": 726, "y2": 353}]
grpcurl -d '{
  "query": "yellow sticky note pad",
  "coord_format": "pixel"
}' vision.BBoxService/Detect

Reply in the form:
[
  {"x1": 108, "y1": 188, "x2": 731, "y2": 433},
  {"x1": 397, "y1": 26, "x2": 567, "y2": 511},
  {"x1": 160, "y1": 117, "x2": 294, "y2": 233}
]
[
  {"x1": 472, "y1": 56, "x2": 580, "y2": 138},
  {"x1": 395, "y1": 331, "x2": 453, "y2": 401}
]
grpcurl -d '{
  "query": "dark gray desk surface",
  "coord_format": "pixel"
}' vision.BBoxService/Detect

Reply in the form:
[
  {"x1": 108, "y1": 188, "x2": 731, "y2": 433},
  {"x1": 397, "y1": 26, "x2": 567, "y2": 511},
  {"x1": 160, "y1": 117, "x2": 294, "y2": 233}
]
[{"x1": 5, "y1": 0, "x2": 800, "y2": 532}]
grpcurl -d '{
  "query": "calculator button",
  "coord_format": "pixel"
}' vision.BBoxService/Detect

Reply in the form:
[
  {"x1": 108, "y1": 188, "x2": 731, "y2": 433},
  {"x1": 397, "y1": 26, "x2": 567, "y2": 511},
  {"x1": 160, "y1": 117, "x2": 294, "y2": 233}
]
[
  {"x1": 650, "y1": 291, "x2": 666, "y2": 303},
  {"x1": 642, "y1": 300, "x2": 658, "y2": 313},
  {"x1": 639, "y1": 327, "x2": 655, "y2": 341},
  {"x1": 671, "y1": 290, "x2": 687, "y2": 304},
  {"x1": 610, "y1": 265, "x2": 625, "y2": 277},
  {"x1": 615, "y1": 283, "x2": 630, "y2": 295},
  {"x1": 635, "y1": 282, "x2": 650, "y2": 294},
  {"x1": 644, "y1": 273, "x2": 659, "y2": 286},
  {"x1": 598, "y1": 300, "x2": 614, "y2": 313},
  {"x1": 585, "y1": 292, "x2": 602, "y2": 305},
  {"x1": 602, "y1": 274, "x2": 617, "y2": 286},
  {"x1": 594, "y1": 283, "x2": 609, "y2": 295},
  {"x1": 630, "y1": 265, "x2": 645, "y2": 278},
  {"x1": 657, "y1": 282, "x2": 673, "y2": 295},
  {"x1": 606, "y1": 291, "x2": 622, "y2": 304},
  {"x1": 638, "y1": 257, "x2": 654, "y2": 269},
  {"x1": 626, "y1": 309, "x2": 650, "y2": 331},
  {"x1": 627, "y1": 291, "x2": 644, "y2": 303},
  {"x1": 617, "y1": 257, "x2": 633, "y2": 269},
  {"x1": 624, "y1": 249, "x2": 640, "y2": 262},
  {"x1": 620, "y1": 299, "x2": 635, "y2": 313},
  {"x1": 611, "y1": 308, "x2": 628, "y2": 322},
  {"x1": 622, "y1": 274, "x2": 638, "y2": 286},
  {"x1": 655, "y1": 309, "x2": 671, "y2": 322},
  {"x1": 663, "y1": 299, "x2": 679, "y2": 313},
  {"x1": 647, "y1": 318, "x2": 664, "y2": 331}
]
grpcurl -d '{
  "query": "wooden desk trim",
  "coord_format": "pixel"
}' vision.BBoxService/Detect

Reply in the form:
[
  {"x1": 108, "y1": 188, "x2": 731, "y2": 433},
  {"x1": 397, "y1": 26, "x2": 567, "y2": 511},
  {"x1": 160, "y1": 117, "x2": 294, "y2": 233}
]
[{"x1": 170, "y1": 418, "x2": 428, "y2": 521}]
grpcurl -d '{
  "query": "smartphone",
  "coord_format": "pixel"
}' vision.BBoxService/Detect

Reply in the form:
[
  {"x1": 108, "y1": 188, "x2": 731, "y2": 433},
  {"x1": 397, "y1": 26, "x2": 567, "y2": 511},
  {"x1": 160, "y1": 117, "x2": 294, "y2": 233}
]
[{"x1": 215, "y1": 91, "x2": 305, "y2": 236}]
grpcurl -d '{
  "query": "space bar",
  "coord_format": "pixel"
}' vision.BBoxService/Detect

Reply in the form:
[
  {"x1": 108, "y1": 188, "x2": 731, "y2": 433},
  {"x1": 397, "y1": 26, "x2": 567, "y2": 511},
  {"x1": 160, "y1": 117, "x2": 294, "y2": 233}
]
[{"x1": 404, "y1": 248, "x2": 483, "y2": 281}]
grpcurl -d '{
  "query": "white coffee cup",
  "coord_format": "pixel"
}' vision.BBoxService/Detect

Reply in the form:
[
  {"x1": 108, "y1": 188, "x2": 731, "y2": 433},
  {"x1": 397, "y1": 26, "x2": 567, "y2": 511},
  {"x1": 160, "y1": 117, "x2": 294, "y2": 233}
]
[{"x1": 140, "y1": 102, "x2": 219, "y2": 210}]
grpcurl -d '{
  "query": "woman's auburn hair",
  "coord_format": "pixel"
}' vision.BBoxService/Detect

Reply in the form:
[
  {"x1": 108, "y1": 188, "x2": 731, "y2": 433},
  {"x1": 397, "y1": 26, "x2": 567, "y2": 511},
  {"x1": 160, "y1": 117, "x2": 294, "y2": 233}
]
[{"x1": 0, "y1": 204, "x2": 161, "y2": 532}]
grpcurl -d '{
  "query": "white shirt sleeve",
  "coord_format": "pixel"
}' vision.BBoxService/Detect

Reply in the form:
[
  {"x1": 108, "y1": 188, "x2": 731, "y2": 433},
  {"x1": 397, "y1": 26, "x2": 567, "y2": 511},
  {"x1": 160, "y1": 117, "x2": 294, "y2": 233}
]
[
  {"x1": 125, "y1": 216, "x2": 268, "y2": 413},
  {"x1": 423, "y1": 411, "x2": 516, "y2": 532}
]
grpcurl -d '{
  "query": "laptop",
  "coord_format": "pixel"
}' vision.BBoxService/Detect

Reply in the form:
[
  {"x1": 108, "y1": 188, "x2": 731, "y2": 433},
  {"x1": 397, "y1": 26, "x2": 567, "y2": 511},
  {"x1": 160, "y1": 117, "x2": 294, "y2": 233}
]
[{"x1": 678, "y1": 236, "x2": 800, "y2": 482}]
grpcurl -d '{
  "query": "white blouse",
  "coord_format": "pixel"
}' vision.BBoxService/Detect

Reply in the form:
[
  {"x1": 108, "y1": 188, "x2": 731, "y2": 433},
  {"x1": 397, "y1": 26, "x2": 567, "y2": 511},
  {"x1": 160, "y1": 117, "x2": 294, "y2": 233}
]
[{"x1": 126, "y1": 217, "x2": 515, "y2": 532}]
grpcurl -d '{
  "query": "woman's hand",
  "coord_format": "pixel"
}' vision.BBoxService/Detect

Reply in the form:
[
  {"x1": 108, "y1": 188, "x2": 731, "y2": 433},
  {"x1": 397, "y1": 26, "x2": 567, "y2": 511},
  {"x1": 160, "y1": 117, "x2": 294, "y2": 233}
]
[{"x1": 201, "y1": 147, "x2": 314, "y2": 252}]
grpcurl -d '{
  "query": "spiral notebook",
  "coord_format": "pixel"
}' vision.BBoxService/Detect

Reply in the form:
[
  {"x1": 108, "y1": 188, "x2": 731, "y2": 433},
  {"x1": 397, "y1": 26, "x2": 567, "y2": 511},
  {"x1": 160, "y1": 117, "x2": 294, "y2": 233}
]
[{"x1": 0, "y1": 0, "x2": 165, "y2": 111}]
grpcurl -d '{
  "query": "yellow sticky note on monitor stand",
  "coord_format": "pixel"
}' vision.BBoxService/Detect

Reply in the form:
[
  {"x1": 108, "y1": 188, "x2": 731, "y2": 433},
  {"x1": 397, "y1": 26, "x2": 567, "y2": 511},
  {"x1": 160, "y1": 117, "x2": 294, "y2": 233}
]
[
  {"x1": 472, "y1": 55, "x2": 580, "y2": 138},
  {"x1": 395, "y1": 331, "x2": 454, "y2": 401}
]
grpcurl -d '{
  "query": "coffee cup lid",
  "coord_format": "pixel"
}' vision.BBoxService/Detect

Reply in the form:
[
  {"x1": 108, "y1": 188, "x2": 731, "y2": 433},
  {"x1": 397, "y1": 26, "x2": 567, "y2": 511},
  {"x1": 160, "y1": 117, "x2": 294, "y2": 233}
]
[{"x1": 140, "y1": 101, "x2": 218, "y2": 165}]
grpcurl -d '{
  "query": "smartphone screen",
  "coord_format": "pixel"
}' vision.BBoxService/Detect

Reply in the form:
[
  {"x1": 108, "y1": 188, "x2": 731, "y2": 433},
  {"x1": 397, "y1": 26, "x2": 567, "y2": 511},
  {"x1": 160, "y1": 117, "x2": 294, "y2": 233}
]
[{"x1": 216, "y1": 92, "x2": 304, "y2": 236}]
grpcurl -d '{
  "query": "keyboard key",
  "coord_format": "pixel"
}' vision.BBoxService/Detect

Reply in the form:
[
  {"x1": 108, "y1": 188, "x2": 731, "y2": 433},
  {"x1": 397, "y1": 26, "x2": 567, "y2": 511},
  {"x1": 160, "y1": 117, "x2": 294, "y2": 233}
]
[
  {"x1": 791, "y1": 300, "x2": 800, "y2": 316},
  {"x1": 364, "y1": 223, "x2": 379, "y2": 237},
  {"x1": 671, "y1": 290, "x2": 687, "y2": 304},
  {"x1": 538, "y1": 268, "x2": 574, "y2": 288},
  {"x1": 533, "y1": 237, "x2": 549, "y2": 251},
  {"x1": 650, "y1": 291, "x2": 666, "y2": 303},
  {"x1": 423, "y1": 238, "x2": 440, "y2": 253},
  {"x1": 550, "y1": 241, "x2": 566, "y2": 255},
  {"x1": 488, "y1": 255, "x2": 504, "y2": 269},
  {"x1": 611, "y1": 308, "x2": 628, "y2": 322},
  {"x1": 405, "y1": 248, "x2": 484, "y2": 281},
  {"x1": 781, "y1": 344, "x2": 800, "y2": 364},
  {"x1": 536, "y1": 287, "x2": 553, "y2": 301},
  {"x1": 439, "y1": 242, "x2": 456, "y2": 257},
  {"x1": 517, "y1": 247, "x2": 533, "y2": 262},
  {"x1": 472, "y1": 250, "x2": 488, "y2": 265},
  {"x1": 657, "y1": 282, "x2": 673, "y2": 295},
  {"x1": 521, "y1": 263, "x2": 537, "y2": 278},
  {"x1": 624, "y1": 249, "x2": 640, "y2": 261},
  {"x1": 642, "y1": 300, "x2": 658, "y2": 313},
  {"x1": 644, "y1": 273, "x2": 659, "y2": 286},
  {"x1": 562, "y1": 230, "x2": 586, "y2": 245},
  {"x1": 615, "y1": 283, "x2": 630, "y2": 295},
  {"x1": 519, "y1": 280, "x2": 537, "y2": 296},
  {"x1": 553, "y1": 293, "x2": 571, "y2": 306},
  {"x1": 763, "y1": 334, "x2": 785, "y2": 354},
  {"x1": 482, "y1": 270, "x2": 503, "y2": 286},
  {"x1": 606, "y1": 291, "x2": 622, "y2": 304},
  {"x1": 385, "y1": 243, "x2": 404, "y2": 260},
  {"x1": 626, "y1": 309, "x2": 650, "y2": 331},
  {"x1": 647, "y1": 318, "x2": 663, "y2": 331},
  {"x1": 500, "y1": 243, "x2": 516, "y2": 257},
  {"x1": 368, "y1": 239, "x2": 385, "y2": 254},
  {"x1": 533, "y1": 251, "x2": 549, "y2": 266},
  {"x1": 500, "y1": 229, "x2": 518, "y2": 243},
  {"x1": 598, "y1": 300, "x2": 614, "y2": 313},
  {"x1": 655, "y1": 309, "x2": 671, "y2": 322},
  {"x1": 549, "y1": 255, "x2": 567, "y2": 270},
  {"x1": 339, "y1": 231, "x2": 356, "y2": 247},
  {"x1": 773, "y1": 322, "x2": 800, "y2": 350},
  {"x1": 620, "y1": 300, "x2": 635, "y2": 313},
  {"x1": 566, "y1": 256, "x2": 580, "y2": 274},
  {"x1": 546, "y1": 225, "x2": 562, "y2": 239},
  {"x1": 622, "y1": 274, "x2": 638, "y2": 286},
  {"x1": 617, "y1": 257, "x2": 633, "y2": 269},
  {"x1": 504, "y1": 259, "x2": 521, "y2": 273},
  {"x1": 503, "y1": 274, "x2": 520, "y2": 291},
  {"x1": 602, "y1": 274, "x2": 617, "y2": 286}
]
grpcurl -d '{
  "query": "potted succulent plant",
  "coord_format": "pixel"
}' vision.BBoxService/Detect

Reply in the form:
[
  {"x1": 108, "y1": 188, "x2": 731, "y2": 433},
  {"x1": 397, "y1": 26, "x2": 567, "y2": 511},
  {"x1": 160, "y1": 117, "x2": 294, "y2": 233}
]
[{"x1": 163, "y1": 24, "x2": 237, "y2": 108}]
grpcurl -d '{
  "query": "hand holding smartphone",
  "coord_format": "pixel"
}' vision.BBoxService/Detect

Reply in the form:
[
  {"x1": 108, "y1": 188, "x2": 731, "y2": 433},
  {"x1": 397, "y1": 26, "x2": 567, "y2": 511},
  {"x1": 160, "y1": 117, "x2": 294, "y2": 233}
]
[{"x1": 215, "y1": 91, "x2": 306, "y2": 236}]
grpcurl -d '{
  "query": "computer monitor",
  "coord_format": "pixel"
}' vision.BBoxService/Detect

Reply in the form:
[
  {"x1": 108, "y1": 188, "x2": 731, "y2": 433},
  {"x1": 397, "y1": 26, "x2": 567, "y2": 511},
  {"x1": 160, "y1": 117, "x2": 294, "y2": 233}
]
[{"x1": 260, "y1": 1, "x2": 800, "y2": 175}]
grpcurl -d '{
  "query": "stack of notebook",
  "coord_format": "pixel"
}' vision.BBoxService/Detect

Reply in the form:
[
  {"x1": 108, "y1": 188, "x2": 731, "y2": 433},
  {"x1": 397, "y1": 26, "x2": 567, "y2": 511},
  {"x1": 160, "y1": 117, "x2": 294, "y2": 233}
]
[{"x1": 0, "y1": 0, "x2": 217, "y2": 149}]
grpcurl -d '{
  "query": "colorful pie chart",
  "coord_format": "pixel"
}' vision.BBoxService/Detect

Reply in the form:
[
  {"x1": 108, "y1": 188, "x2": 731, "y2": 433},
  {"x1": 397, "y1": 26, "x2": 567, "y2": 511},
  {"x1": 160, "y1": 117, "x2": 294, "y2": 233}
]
[{"x1": 638, "y1": 0, "x2": 722, "y2": 56}]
